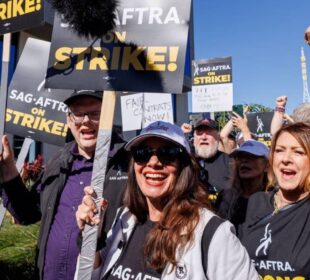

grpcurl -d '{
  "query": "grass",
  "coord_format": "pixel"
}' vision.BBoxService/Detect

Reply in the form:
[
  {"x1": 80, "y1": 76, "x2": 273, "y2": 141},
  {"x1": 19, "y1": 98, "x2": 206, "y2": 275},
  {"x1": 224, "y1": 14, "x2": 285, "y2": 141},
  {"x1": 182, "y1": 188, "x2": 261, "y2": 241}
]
[{"x1": 0, "y1": 212, "x2": 39, "y2": 280}]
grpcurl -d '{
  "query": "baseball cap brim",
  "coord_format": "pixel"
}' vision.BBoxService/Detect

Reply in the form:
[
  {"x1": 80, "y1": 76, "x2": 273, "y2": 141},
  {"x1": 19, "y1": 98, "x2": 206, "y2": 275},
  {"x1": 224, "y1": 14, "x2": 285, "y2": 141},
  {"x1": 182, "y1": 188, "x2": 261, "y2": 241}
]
[
  {"x1": 230, "y1": 141, "x2": 269, "y2": 159},
  {"x1": 194, "y1": 119, "x2": 218, "y2": 130},
  {"x1": 125, "y1": 133, "x2": 190, "y2": 153},
  {"x1": 64, "y1": 90, "x2": 103, "y2": 106}
]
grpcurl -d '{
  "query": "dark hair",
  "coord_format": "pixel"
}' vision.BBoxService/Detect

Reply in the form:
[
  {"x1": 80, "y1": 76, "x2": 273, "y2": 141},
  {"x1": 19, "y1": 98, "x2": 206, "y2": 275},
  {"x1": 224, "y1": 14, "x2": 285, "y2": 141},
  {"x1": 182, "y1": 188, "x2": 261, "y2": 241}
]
[{"x1": 123, "y1": 153, "x2": 210, "y2": 271}]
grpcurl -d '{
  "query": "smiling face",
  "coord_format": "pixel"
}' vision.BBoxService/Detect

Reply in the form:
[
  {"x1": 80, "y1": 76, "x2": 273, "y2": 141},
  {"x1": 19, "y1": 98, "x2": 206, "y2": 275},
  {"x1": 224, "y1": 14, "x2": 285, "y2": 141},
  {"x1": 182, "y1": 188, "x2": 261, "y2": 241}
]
[
  {"x1": 193, "y1": 126, "x2": 219, "y2": 159},
  {"x1": 273, "y1": 132, "x2": 310, "y2": 195},
  {"x1": 66, "y1": 96, "x2": 101, "y2": 159},
  {"x1": 134, "y1": 138, "x2": 179, "y2": 212}
]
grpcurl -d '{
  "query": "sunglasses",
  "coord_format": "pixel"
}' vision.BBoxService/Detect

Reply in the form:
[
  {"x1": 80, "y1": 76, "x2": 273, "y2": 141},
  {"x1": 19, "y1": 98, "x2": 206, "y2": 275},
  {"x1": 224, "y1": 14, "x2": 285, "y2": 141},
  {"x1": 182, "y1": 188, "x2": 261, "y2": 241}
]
[{"x1": 131, "y1": 146, "x2": 184, "y2": 164}]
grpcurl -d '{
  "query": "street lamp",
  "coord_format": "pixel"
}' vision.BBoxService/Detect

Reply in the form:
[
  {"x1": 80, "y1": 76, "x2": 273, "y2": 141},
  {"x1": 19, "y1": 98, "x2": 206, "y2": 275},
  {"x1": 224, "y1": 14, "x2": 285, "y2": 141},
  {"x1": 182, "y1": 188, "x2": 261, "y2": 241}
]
[{"x1": 305, "y1": 26, "x2": 310, "y2": 45}]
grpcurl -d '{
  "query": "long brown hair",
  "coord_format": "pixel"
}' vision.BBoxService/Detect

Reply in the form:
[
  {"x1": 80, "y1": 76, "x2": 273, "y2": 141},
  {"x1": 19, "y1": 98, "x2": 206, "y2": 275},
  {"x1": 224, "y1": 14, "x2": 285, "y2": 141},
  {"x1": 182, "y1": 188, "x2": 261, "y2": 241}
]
[
  {"x1": 123, "y1": 154, "x2": 210, "y2": 271},
  {"x1": 267, "y1": 122, "x2": 310, "y2": 192}
]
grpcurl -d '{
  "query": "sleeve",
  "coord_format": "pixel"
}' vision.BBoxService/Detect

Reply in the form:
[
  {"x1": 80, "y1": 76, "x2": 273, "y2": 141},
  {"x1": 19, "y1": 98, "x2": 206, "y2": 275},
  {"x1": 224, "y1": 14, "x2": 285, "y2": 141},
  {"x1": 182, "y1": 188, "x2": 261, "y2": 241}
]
[
  {"x1": 205, "y1": 221, "x2": 259, "y2": 280},
  {"x1": 0, "y1": 175, "x2": 41, "y2": 224},
  {"x1": 215, "y1": 190, "x2": 230, "y2": 219}
]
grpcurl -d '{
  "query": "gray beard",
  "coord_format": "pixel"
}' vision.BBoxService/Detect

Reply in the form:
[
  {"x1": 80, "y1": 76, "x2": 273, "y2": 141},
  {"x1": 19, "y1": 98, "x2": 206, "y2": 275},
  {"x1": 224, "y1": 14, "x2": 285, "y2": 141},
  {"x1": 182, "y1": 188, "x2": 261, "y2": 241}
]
[{"x1": 195, "y1": 144, "x2": 218, "y2": 159}]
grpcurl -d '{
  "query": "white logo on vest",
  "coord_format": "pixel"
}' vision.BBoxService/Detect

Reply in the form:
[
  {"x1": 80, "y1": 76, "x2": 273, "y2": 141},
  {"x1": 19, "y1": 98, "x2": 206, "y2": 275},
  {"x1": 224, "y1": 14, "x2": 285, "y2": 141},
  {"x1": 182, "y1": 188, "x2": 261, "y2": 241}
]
[
  {"x1": 175, "y1": 263, "x2": 187, "y2": 279},
  {"x1": 255, "y1": 223, "x2": 272, "y2": 256}
]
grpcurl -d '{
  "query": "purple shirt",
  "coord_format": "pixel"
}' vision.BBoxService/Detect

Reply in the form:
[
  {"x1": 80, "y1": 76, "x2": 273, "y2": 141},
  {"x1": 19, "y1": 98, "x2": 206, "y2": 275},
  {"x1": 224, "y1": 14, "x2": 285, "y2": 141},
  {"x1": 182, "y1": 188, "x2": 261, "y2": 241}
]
[{"x1": 43, "y1": 147, "x2": 93, "y2": 280}]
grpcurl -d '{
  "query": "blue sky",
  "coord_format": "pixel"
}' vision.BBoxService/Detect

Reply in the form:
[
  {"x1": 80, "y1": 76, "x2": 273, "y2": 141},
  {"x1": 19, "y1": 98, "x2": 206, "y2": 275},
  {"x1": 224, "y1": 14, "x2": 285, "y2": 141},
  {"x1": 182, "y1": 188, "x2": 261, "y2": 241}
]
[{"x1": 193, "y1": 0, "x2": 310, "y2": 114}]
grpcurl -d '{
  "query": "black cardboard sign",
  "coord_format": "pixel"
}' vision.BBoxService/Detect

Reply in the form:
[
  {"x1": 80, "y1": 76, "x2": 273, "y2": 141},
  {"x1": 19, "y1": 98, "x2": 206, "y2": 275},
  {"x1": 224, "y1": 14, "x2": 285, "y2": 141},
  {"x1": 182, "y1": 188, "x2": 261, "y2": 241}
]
[
  {"x1": 6, "y1": 38, "x2": 72, "y2": 146},
  {"x1": 46, "y1": 0, "x2": 192, "y2": 94}
]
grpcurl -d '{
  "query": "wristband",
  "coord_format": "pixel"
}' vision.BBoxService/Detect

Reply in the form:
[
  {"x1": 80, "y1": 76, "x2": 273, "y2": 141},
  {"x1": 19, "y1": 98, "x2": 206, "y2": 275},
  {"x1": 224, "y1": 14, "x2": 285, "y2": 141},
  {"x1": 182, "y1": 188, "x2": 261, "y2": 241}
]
[{"x1": 275, "y1": 106, "x2": 285, "y2": 113}]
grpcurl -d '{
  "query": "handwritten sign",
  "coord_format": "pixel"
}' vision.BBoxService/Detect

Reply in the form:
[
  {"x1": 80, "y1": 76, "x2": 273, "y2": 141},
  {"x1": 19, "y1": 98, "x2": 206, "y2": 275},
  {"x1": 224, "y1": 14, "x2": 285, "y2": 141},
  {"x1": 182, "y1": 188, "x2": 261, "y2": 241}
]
[{"x1": 121, "y1": 93, "x2": 173, "y2": 131}]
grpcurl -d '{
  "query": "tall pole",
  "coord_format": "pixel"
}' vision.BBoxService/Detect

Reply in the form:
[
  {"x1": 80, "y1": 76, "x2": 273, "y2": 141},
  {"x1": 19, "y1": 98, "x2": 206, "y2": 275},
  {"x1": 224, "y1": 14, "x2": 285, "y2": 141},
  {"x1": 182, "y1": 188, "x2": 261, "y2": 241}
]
[{"x1": 300, "y1": 47, "x2": 310, "y2": 103}]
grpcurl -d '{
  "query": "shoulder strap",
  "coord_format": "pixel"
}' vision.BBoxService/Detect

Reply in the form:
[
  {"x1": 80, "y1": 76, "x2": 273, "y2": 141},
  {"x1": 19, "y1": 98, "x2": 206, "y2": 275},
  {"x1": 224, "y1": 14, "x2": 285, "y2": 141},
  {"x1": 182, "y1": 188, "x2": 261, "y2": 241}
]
[{"x1": 201, "y1": 215, "x2": 225, "y2": 277}]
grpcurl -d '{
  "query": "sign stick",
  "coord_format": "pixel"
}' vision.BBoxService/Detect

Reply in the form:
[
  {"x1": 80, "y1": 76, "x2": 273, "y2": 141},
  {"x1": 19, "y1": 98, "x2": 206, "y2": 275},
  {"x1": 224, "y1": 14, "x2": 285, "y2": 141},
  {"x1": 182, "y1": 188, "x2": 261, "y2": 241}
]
[
  {"x1": 0, "y1": 138, "x2": 34, "y2": 227},
  {"x1": 0, "y1": 33, "x2": 11, "y2": 151},
  {"x1": 0, "y1": 33, "x2": 12, "y2": 228},
  {"x1": 76, "y1": 90, "x2": 117, "y2": 280}
]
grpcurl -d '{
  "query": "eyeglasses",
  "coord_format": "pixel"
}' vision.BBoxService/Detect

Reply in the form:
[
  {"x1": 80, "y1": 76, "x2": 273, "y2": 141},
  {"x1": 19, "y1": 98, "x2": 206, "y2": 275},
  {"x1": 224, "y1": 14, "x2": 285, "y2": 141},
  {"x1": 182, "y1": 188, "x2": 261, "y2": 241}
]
[
  {"x1": 131, "y1": 146, "x2": 184, "y2": 165},
  {"x1": 68, "y1": 110, "x2": 101, "y2": 124}
]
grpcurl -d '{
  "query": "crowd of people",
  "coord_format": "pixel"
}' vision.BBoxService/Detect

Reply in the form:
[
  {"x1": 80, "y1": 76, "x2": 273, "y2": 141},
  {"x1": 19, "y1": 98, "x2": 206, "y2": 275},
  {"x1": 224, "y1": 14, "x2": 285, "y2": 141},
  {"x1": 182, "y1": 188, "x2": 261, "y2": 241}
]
[{"x1": 0, "y1": 92, "x2": 309, "y2": 280}]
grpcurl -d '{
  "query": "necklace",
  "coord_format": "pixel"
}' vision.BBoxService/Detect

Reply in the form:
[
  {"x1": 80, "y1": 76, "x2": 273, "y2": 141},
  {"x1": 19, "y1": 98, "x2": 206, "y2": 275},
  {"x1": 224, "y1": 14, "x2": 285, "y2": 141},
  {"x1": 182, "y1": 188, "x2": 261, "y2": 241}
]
[
  {"x1": 273, "y1": 190, "x2": 310, "y2": 215},
  {"x1": 273, "y1": 191, "x2": 280, "y2": 215}
]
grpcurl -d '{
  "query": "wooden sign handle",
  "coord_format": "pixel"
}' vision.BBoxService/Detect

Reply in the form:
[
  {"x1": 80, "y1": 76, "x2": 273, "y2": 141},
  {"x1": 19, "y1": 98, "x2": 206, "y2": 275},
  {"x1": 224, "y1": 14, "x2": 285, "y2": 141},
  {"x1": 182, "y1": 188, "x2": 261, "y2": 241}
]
[
  {"x1": 0, "y1": 33, "x2": 11, "y2": 151},
  {"x1": 76, "y1": 90, "x2": 117, "y2": 280}
]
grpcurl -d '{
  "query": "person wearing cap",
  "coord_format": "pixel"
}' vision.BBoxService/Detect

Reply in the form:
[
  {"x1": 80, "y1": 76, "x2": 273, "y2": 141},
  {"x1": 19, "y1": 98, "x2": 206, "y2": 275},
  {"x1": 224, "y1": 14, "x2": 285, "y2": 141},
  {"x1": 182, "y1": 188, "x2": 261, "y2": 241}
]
[
  {"x1": 216, "y1": 140, "x2": 269, "y2": 233},
  {"x1": 0, "y1": 90, "x2": 129, "y2": 280},
  {"x1": 76, "y1": 120, "x2": 259, "y2": 280},
  {"x1": 193, "y1": 118, "x2": 231, "y2": 193}
]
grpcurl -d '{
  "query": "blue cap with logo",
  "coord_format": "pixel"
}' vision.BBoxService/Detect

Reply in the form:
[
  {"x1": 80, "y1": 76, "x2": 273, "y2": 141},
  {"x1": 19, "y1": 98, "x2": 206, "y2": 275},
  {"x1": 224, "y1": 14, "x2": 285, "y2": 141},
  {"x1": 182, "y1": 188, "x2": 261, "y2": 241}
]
[
  {"x1": 230, "y1": 140, "x2": 269, "y2": 159},
  {"x1": 125, "y1": 121, "x2": 191, "y2": 153}
]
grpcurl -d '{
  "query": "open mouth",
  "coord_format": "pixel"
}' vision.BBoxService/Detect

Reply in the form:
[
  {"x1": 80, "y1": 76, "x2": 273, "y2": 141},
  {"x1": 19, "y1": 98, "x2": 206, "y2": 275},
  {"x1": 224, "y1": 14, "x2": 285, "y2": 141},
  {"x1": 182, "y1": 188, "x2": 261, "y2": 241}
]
[
  {"x1": 240, "y1": 166, "x2": 251, "y2": 172},
  {"x1": 81, "y1": 129, "x2": 96, "y2": 139},
  {"x1": 144, "y1": 173, "x2": 168, "y2": 185},
  {"x1": 200, "y1": 142, "x2": 209, "y2": 146},
  {"x1": 281, "y1": 169, "x2": 296, "y2": 180}
]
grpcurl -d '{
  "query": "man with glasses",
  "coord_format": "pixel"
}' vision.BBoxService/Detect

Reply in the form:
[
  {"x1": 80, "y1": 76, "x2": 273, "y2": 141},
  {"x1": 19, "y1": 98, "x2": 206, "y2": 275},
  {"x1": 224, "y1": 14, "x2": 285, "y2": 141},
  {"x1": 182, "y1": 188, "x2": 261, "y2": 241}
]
[{"x1": 0, "y1": 90, "x2": 129, "y2": 280}]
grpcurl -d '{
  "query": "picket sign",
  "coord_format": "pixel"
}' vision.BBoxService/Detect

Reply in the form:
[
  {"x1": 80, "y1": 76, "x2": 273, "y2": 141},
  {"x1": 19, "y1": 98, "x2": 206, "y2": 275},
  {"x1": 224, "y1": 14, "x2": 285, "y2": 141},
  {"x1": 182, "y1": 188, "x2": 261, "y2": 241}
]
[
  {"x1": 0, "y1": 138, "x2": 34, "y2": 227},
  {"x1": 76, "y1": 91, "x2": 117, "y2": 280}
]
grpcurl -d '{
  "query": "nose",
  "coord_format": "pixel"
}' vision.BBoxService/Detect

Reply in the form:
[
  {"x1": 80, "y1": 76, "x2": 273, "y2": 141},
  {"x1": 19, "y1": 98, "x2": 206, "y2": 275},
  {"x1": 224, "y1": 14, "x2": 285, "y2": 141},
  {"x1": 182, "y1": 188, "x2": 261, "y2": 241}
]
[
  {"x1": 281, "y1": 151, "x2": 292, "y2": 163},
  {"x1": 146, "y1": 154, "x2": 162, "y2": 167},
  {"x1": 81, "y1": 114, "x2": 91, "y2": 123}
]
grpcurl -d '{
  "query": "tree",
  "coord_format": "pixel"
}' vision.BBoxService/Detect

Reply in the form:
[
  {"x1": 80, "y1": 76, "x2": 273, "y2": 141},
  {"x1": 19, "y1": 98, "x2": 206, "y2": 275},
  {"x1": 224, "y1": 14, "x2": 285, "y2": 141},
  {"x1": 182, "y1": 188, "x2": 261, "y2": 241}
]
[{"x1": 215, "y1": 103, "x2": 272, "y2": 129}]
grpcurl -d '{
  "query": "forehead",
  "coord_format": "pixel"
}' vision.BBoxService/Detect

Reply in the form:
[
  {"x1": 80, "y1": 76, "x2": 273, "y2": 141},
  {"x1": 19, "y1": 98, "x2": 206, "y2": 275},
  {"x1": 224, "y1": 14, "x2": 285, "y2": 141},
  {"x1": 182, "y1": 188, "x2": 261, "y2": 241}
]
[
  {"x1": 276, "y1": 132, "x2": 300, "y2": 146},
  {"x1": 68, "y1": 96, "x2": 101, "y2": 110},
  {"x1": 194, "y1": 126, "x2": 218, "y2": 135}
]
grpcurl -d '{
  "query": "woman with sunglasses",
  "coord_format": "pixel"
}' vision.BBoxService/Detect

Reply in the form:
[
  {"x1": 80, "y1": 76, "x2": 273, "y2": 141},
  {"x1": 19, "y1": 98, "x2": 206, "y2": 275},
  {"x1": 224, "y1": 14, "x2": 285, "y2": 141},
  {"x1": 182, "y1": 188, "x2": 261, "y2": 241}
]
[
  {"x1": 240, "y1": 122, "x2": 310, "y2": 278},
  {"x1": 76, "y1": 121, "x2": 258, "y2": 280}
]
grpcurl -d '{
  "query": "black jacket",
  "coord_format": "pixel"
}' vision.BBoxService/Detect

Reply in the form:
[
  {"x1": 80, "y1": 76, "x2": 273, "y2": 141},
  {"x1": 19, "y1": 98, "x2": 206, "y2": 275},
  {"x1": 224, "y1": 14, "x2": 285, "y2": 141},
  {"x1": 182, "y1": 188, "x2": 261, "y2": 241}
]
[{"x1": 1, "y1": 139, "x2": 129, "y2": 279}]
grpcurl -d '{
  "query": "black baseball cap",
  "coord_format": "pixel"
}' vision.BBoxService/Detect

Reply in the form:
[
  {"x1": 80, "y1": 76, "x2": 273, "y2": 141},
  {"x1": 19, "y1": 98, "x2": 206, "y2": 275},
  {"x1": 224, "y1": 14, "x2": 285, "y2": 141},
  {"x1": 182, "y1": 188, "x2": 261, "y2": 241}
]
[
  {"x1": 64, "y1": 90, "x2": 103, "y2": 106},
  {"x1": 194, "y1": 118, "x2": 218, "y2": 130}
]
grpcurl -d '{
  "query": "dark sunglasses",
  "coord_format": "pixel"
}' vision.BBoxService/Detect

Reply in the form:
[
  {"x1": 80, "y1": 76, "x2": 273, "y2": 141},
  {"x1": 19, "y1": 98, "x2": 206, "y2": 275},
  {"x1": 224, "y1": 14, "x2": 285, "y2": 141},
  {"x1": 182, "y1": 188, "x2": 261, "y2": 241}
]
[{"x1": 131, "y1": 146, "x2": 184, "y2": 164}]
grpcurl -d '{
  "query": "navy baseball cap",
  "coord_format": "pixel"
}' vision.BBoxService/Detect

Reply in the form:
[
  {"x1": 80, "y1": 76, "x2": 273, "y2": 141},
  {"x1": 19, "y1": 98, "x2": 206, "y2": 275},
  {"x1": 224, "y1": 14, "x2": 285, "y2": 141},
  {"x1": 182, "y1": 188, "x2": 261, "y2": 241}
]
[
  {"x1": 64, "y1": 90, "x2": 103, "y2": 106},
  {"x1": 194, "y1": 118, "x2": 218, "y2": 130},
  {"x1": 230, "y1": 140, "x2": 269, "y2": 159},
  {"x1": 125, "y1": 121, "x2": 191, "y2": 153}
]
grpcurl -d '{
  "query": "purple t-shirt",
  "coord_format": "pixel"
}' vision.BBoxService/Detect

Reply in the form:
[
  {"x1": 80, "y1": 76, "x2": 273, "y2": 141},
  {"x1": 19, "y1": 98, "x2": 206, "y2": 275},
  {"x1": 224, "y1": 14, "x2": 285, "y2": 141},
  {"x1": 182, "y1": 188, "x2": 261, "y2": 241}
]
[{"x1": 43, "y1": 148, "x2": 93, "y2": 280}]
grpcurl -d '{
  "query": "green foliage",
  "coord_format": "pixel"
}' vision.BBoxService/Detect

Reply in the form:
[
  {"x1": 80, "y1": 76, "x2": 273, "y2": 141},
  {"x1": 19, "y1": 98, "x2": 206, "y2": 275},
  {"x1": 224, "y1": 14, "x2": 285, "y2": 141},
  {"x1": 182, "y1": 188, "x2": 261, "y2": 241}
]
[
  {"x1": 0, "y1": 213, "x2": 39, "y2": 280},
  {"x1": 215, "y1": 103, "x2": 273, "y2": 129}
]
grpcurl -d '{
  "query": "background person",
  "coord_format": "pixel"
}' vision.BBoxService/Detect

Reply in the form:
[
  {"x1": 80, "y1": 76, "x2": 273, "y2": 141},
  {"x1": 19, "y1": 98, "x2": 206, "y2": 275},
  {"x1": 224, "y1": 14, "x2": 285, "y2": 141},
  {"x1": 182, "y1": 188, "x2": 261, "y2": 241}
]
[
  {"x1": 0, "y1": 90, "x2": 128, "y2": 280},
  {"x1": 216, "y1": 140, "x2": 269, "y2": 232},
  {"x1": 240, "y1": 122, "x2": 310, "y2": 278},
  {"x1": 193, "y1": 118, "x2": 231, "y2": 193},
  {"x1": 219, "y1": 109, "x2": 252, "y2": 153},
  {"x1": 76, "y1": 121, "x2": 259, "y2": 280}
]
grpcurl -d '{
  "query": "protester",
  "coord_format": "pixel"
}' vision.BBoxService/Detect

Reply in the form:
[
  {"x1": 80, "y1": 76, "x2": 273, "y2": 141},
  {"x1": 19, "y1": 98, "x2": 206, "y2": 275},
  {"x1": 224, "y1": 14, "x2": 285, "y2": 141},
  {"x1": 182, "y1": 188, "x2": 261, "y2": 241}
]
[
  {"x1": 216, "y1": 140, "x2": 269, "y2": 232},
  {"x1": 0, "y1": 90, "x2": 129, "y2": 280},
  {"x1": 270, "y1": 95, "x2": 298, "y2": 136},
  {"x1": 240, "y1": 122, "x2": 310, "y2": 278},
  {"x1": 76, "y1": 121, "x2": 259, "y2": 280},
  {"x1": 192, "y1": 118, "x2": 231, "y2": 192},
  {"x1": 219, "y1": 109, "x2": 252, "y2": 153}
]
